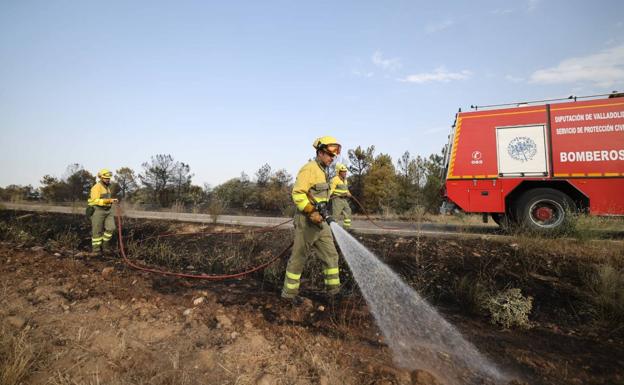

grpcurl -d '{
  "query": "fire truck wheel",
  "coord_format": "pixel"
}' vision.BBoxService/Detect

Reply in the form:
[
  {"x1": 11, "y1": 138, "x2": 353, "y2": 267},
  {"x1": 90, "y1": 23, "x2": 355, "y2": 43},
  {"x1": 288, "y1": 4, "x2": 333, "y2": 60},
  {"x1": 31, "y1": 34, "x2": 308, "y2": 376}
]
[{"x1": 515, "y1": 188, "x2": 575, "y2": 231}]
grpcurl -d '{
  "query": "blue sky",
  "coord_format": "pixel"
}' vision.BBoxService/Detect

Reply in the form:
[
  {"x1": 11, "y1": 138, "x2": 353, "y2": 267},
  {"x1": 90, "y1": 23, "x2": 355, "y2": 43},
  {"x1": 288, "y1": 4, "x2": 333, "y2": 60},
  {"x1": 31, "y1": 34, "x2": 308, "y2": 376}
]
[{"x1": 1, "y1": 0, "x2": 623, "y2": 188}]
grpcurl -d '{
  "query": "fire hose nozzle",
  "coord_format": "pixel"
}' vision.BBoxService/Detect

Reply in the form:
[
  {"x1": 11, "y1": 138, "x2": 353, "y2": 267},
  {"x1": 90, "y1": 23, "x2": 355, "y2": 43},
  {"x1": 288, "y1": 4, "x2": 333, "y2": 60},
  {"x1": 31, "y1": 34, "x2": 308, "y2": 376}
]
[{"x1": 314, "y1": 201, "x2": 334, "y2": 225}]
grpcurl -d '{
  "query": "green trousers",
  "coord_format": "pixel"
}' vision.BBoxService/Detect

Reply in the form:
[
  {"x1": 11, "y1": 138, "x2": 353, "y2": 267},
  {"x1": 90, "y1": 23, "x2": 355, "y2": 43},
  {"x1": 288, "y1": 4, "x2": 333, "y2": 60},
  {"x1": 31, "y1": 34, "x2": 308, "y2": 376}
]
[
  {"x1": 282, "y1": 212, "x2": 341, "y2": 298},
  {"x1": 91, "y1": 206, "x2": 115, "y2": 252},
  {"x1": 331, "y1": 197, "x2": 352, "y2": 228}
]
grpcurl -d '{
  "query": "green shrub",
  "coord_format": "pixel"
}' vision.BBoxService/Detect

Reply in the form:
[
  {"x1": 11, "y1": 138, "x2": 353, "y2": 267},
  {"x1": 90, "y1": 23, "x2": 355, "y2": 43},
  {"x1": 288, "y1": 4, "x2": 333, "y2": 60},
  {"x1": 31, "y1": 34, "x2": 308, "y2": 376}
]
[{"x1": 484, "y1": 288, "x2": 533, "y2": 329}]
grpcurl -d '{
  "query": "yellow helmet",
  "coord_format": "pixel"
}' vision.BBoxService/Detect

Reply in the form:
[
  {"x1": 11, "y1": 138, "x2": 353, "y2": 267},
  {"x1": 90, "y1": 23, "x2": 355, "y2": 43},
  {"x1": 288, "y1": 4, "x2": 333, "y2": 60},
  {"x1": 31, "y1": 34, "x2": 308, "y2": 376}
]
[
  {"x1": 312, "y1": 136, "x2": 341, "y2": 156},
  {"x1": 336, "y1": 163, "x2": 348, "y2": 172},
  {"x1": 97, "y1": 169, "x2": 113, "y2": 179}
]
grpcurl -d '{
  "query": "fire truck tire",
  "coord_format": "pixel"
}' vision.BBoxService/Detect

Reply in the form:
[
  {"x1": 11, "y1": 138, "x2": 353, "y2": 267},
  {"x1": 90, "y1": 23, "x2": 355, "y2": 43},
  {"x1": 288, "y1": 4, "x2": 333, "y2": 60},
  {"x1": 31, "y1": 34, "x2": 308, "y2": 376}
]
[{"x1": 515, "y1": 188, "x2": 575, "y2": 231}]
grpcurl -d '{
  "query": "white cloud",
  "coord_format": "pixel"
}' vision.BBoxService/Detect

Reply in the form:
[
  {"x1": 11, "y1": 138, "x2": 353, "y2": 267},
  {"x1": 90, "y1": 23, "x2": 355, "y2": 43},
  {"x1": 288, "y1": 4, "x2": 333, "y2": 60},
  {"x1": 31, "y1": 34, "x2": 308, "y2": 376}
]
[
  {"x1": 372, "y1": 51, "x2": 402, "y2": 71},
  {"x1": 505, "y1": 75, "x2": 524, "y2": 83},
  {"x1": 401, "y1": 67, "x2": 472, "y2": 83},
  {"x1": 529, "y1": 45, "x2": 624, "y2": 87},
  {"x1": 425, "y1": 19, "x2": 454, "y2": 34}
]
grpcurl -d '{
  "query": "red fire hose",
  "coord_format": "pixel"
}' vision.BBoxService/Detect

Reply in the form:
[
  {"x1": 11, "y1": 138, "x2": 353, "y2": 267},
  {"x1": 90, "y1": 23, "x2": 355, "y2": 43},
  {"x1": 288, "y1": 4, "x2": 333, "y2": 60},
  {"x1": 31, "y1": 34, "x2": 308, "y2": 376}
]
[
  {"x1": 113, "y1": 197, "x2": 391, "y2": 280},
  {"x1": 114, "y1": 205, "x2": 293, "y2": 280}
]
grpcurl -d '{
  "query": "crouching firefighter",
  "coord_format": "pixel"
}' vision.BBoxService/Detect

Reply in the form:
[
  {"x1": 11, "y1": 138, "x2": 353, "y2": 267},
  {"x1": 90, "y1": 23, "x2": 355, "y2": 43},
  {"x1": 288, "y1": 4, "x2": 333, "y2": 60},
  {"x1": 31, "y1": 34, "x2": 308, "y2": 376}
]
[
  {"x1": 282, "y1": 136, "x2": 342, "y2": 303},
  {"x1": 87, "y1": 169, "x2": 118, "y2": 256},
  {"x1": 330, "y1": 163, "x2": 352, "y2": 229}
]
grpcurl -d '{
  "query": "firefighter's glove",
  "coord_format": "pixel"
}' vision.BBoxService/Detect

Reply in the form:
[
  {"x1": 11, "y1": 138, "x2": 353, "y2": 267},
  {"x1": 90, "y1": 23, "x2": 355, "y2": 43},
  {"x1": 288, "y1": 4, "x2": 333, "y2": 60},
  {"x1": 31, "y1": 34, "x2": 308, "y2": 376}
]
[
  {"x1": 302, "y1": 202, "x2": 315, "y2": 214},
  {"x1": 308, "y1": 211, "x2": 324, "y2": 225}
]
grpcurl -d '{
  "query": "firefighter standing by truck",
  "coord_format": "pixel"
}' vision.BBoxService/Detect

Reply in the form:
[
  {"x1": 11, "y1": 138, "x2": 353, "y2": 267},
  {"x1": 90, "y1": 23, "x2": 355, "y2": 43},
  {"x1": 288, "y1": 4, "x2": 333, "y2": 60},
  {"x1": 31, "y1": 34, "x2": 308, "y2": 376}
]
[
  {"x1": 282, "y1": 136, "x2": 342, "y2": 303},
  {"x1": 87, "y1": 169, "x2": 118, "y2": 256},
  {"x1": 330, "y1": 163, "x2": 352, "y2": 229}
]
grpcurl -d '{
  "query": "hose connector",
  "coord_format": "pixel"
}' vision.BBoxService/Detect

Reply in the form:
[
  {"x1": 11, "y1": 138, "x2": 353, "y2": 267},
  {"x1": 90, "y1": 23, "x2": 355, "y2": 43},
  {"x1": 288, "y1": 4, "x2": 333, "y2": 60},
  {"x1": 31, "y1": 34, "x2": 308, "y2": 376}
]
[{"x1": 314, "y1": 201, "x2": 334, "y2": 225}]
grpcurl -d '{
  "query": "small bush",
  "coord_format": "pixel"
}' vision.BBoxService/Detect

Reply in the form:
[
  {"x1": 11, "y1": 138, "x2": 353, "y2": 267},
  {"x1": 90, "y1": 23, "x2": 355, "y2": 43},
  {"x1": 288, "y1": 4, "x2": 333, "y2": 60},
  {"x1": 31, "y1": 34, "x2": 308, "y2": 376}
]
[
  {"x1": 402, "y1": 206, "x2": 429, "y2": 222},
  {"x1": 7, "y1": 227, "x2": 36, "y2": 245},
  {"x1": 207, "y1": 199, "x2": 226, "y2": 224},
  {"x1": 484, "y1": 288, "x2": 533, "y2": 329},
  {"x1": 454, "y1": 275, "x2": 489, "y2": 315},
  {"x1": 585, "y1": 264, "x2": 624, "y2": 323},
  {"x1": 46, "y1": 228, "x2": 81, "y2": 251}
]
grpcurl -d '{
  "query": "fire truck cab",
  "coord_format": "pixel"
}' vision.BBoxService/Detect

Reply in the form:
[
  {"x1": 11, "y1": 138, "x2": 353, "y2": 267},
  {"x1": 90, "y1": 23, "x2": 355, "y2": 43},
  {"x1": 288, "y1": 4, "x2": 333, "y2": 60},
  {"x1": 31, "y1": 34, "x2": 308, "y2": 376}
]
[{"x1": 441, "y1": 93, "x2": 624, "y2": 231}]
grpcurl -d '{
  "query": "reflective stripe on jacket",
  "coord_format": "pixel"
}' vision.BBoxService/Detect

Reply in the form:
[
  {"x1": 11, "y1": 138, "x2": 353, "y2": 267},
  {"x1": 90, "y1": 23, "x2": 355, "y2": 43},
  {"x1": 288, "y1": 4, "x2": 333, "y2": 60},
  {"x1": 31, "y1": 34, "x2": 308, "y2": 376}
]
[
  {"x1": 292, "y1": 160, "x2": 330, "y2": 211},
  {"x1": 88, "y1": 182, "x2": 113, "y2": 207},
  {"x1": 330, "y1": 175, "x2": 349, "y2": 197}
]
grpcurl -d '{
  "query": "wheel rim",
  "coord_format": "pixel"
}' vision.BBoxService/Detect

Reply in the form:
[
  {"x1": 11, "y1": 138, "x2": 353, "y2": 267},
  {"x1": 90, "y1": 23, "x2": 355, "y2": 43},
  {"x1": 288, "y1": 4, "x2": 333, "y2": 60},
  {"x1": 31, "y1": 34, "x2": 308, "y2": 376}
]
[{"x1": 528, "y1": 199, "x2": 565, "y2": 228}]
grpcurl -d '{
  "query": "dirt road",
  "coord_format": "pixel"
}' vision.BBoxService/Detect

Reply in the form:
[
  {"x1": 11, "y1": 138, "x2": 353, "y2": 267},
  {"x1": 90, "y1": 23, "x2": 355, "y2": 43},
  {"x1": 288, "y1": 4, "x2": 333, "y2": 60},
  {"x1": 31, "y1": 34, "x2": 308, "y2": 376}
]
[{"x1": 0, "y1": 202, "x2": 505, "y2": 238}]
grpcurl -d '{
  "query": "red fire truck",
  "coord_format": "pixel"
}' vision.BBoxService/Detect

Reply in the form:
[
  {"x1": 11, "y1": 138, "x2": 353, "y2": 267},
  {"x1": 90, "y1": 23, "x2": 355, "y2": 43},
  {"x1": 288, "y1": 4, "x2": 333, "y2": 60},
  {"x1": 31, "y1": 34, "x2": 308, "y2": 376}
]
[{"x1": 441, "y1": 92, "x2": 624, "y2": 231}]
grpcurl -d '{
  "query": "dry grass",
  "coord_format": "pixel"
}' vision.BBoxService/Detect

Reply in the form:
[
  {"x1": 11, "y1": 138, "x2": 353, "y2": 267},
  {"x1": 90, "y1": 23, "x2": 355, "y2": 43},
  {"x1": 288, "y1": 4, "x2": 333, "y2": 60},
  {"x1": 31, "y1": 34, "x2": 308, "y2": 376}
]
[
  {"x1": 575, "y1": 215, "x2": 624, "y2": 232},
  {"x1": 132, "y1": 240, "x2": 181, "y2": 268},
  {"x1": 206, "y1": 199, "x2": 226, "y2": 224},
  {"x1": 584, "y1": 264, "x2": 624, "y2": 324},
  {"x1": 262, "y1": 258, "x2": 286, "y2": 286},
  {"x1": 47, "y1": 228, "x2": 81, "y2": 251},
  {"x1": 0, "y1": 328, "x2": 38, "y2": 385},
  {"x1": 47, "y1": 366, "x2": 193, "y2": 385},
  {"x1": 170, "y1": 201, "x2": 185, "y2": 213},
  {"x1": 453, "y1": 275, "x2": 490, "y2": 315},
  {"x1": 511, "y1": 234, "x2": 624, "y2": 262}
]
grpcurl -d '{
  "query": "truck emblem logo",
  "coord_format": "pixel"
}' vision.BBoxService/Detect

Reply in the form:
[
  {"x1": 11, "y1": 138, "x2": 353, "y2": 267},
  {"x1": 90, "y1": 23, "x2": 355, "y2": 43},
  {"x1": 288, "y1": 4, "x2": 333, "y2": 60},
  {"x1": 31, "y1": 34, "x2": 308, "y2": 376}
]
[
  {"x1": 508, "y1": 136, "x2": 537, "y2": 162},
  {"x1": 471, "y1": 150, "x2": 483, "y2": 165}
]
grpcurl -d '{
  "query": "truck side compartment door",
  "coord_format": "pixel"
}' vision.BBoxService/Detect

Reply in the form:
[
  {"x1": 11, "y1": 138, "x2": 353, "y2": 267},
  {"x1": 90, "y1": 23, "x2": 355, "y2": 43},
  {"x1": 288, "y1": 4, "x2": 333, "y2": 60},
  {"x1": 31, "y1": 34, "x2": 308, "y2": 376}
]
[{"x1": 468, "y1": 180, "x2": 504, "y2": 212}]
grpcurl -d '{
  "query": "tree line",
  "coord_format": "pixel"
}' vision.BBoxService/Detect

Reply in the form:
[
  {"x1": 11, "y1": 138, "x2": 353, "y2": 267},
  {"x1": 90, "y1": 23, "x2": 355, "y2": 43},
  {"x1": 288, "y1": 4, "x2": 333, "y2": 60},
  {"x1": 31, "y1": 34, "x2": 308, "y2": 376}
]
[{"x1": 0, "y1": 147, "x2": 444, "y2": 216}]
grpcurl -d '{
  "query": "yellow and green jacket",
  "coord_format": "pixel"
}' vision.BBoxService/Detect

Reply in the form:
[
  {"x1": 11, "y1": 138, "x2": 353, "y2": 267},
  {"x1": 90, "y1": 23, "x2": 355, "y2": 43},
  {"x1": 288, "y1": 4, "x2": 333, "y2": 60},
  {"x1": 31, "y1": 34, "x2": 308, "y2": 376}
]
[
  {"x1": 330, "y1": 175, "x2": 349, "y2": 198},
  {"x1": 292, "y1": 160, "x2": 330, "y2": 212},
  {"x1": 88, "y1": 182, "x2": 113, "y2": 207}
]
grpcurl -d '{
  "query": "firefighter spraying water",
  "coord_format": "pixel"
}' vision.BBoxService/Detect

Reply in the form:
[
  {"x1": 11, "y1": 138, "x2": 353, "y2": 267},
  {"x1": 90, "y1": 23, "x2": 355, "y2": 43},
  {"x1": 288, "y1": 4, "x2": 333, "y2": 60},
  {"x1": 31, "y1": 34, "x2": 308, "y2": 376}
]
[
  {"x1": 279, "y1": 136, "x2": 508, "y2": 384},
  {"x1": 281, "y1": 136, "x2": 343, "y2": 303}
]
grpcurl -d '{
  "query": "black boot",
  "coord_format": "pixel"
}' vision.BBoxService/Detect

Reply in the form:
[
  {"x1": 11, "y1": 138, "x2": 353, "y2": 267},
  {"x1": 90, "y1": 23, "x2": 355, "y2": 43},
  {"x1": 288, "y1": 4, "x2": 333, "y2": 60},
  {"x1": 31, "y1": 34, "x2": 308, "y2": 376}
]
[
  {"x1": 281, "y1": 294, "x2": 304, "y2": 307},
  {"x1": 102, "y1": 241, "x2": 113, "y2": 257}
]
